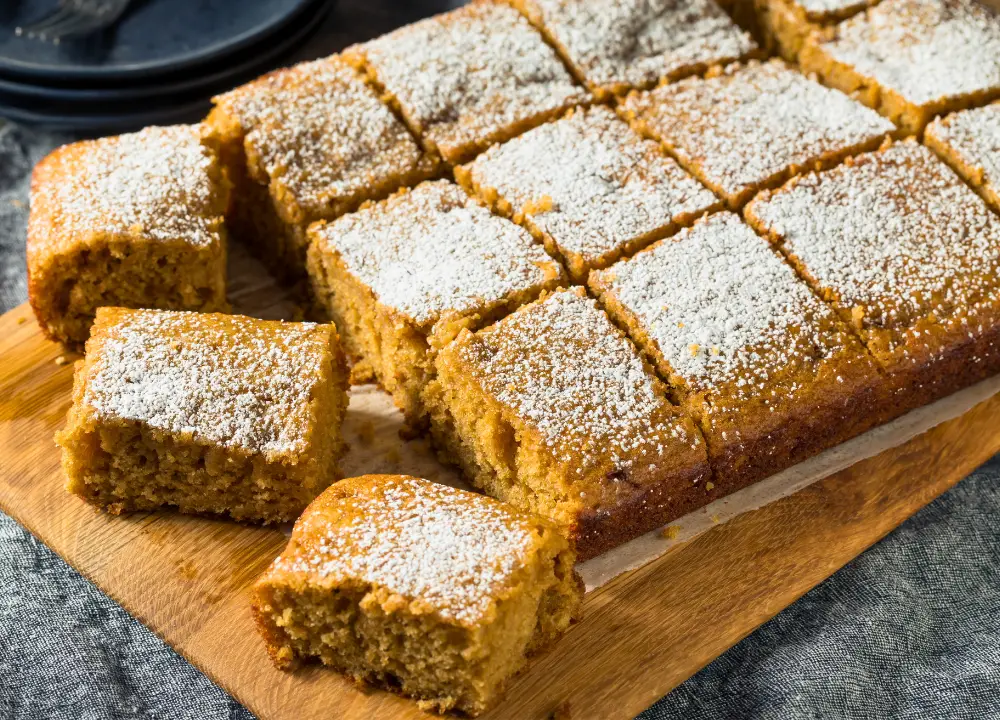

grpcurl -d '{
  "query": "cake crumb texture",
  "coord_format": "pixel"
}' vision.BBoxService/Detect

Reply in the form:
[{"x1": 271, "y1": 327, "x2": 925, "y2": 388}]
[
  {"x1": 252, "y1": 474, "x2": 582, "y2": 716},
  {"x1": 427, "y1": 288, "x2": 710, "y2": 559},
  {"x1": 58, "y1": 308, "x2": 349, "y2": 523},
  {"x1": 27, "y1": 125, "x2": 228, "y2": 345}
]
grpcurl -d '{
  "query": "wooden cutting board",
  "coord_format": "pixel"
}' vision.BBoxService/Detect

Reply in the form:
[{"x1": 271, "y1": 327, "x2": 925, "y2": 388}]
[{"x1": 3, "y1": 248, "x2": 1000, "y2": 720}]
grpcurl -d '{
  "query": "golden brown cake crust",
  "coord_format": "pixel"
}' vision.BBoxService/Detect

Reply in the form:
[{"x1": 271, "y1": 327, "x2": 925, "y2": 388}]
[
  {"x1": 58, "y1": 308, "x2": 349, "y2": 523},
  {"x1": 27, "y1": 125, "x2": 229, "y2": 346},
  {"x1": 428, "y1": 288, "x2": 711, "y2": 559},
  {"x1": 202, "y1": 55, "x2": 438, "y2": 276},
  {"x1": 746, "y1": 140, "x2": 1000, "y2": 417},
  {"x1": 306, "y1": 180, "x2": 564, "y2": 424},
  {"x1": 252, "y1": 474, "x2": 582, "y2": 716},
  {"x1": 590, "y1": 212, "x2": 886, "y2": 492}
]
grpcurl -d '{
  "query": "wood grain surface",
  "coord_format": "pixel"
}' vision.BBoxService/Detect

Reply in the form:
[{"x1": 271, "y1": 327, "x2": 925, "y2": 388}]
[{"x1": 2, "y1": 248, "x2": 999, "y2": 720}]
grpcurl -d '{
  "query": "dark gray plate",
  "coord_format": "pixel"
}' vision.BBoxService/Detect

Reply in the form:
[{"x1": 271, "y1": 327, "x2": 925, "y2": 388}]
[{"x1": 0, "y1": 0, "x2": 320, "y2": 83}]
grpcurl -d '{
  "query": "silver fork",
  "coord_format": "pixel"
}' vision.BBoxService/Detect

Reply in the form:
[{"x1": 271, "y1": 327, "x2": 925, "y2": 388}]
[{"x1": 16, "y1": 0, "x2": 132, "y2": 42}]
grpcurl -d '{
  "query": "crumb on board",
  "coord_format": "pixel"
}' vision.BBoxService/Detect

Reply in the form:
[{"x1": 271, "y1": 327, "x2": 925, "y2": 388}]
[
  {"x1": 706, "y1": 481, "x2": 715, "y2": 492},
  {"x1": 551, "y1": 700, "x2": 572, "y2": 719},
  {"x1": 17, "y1": 316, "x2": 27, "y2": 325},
  {"x1": 661, "y1": 525, "x2": 681, "y2": 540},
  {"x1": 54, "y1": 355, "x2": 69, "y2": 366},
  {"x1": 356, "y1": 420, "x2": 375, "y2": 445}
]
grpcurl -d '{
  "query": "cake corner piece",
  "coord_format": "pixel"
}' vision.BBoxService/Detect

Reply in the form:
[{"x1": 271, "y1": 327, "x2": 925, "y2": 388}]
[
  {"x1": 251, "y1": 473, "x2": 583, "y2": 716},
  {"x1": 57, "y1": 307, "x2": 349, "y2": 523}
]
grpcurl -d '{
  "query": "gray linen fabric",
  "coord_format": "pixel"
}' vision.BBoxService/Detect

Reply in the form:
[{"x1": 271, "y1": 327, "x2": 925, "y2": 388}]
[{"x1": 2, "y1": 8, "x2": 1000, "y2": 719}]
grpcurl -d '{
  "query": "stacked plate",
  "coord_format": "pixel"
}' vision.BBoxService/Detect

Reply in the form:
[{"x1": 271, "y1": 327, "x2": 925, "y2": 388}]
[{"x1": 0, "y1": 0, "x2": 332, "y2": 132}]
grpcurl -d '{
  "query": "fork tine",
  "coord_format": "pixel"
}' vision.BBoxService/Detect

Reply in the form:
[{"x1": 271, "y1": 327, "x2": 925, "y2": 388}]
[
  {"x1": 35, "y1": 11, "x2": 103, "y2": 41},
  {"x1": 17, "y1": 6, "x2": 75, "y2": 37}
]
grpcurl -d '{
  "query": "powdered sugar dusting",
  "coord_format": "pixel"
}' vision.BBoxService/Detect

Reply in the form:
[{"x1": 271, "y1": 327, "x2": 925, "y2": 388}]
[
  {"x1": 746, "y1": 141, "x2": 1000, "y2": 338},
  {"x1": 311, "y1": 181, "x2": 561, "y2": 328},
  {"x1": 459, "y1": 288, "x2": 695, "y2": 473},
  {"x1": 593, "y1": 212, "x2": 849, "y2": 394},
  {"x1": 521, "y1": 0, "x2": 755, "y2": 91},
  {"x1": 354, "y1": 2, "x2": 587, "y2": 161},
  {"x1": 623, "y1": 60, "x2": 894, "y2": 202},
  {"x1": 817, "y1": 0, "x2": 1000, "y2": 107},
  {"x1": 30, "y1": 125, "x2": 222, "y2": 252},
  {"x1": 85, "y1": 309, "x2": 330, "y2": 457},
  {"x1": 927, "y1": 102, "x2": 1000, "y2": 200},
  {"x1": 277, "y1": 475, "x2": 538, "y2": 625},
  {"x1": 465, "y1": 105, "x2": 718, "y2": 264},
  {"x1": 213, "y1": 56, "x2": 428, "y2": 218},
  {"x1": 795, "y1": 0, "x2": 875, "y2": 20}
]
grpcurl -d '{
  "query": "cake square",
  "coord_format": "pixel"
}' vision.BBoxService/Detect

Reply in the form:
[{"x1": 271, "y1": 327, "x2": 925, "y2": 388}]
[
  {"x1": 306, "y1": 180, "x2": 564, "y2": 425},
  {"x1": 344, "y1": 1, "x2": 589, "y2": 165},
  {"x1": 456, "y1": 105, "x2": 721, "y2": 282},
  {"x1": 426, "y1": 287, "x2": 711, "y2": 560},
  {"x1": 926, "y1": 102, "x2": 1000, "y2": 215},
  {"x1": 799, "y1": 0, "x2": 1000, "y2": 134},
  {"x1": 58, "y1": 308, "x2": 349, "y2": 523},
  {"x1": 589, "y1": 212, "x2": 885, "y2": 490},
  {"x1": 509, "y1": 0, "x2": 758, "y2": 98},
  {"x1": 746, "y1": 140, "x2": 1000, "y2": 416},
  {"x1": 755, "y1": 0, "x2": 880, "y2": 61},
  {"x1": 620, "y1": 59, "x2": 895, "y2": 209},
  {"x1": 252, "y1": 474, "x2": 582, "y2": 716},
  {"x1": 203, "y1": 55, "x2": 437, "y2": 277},
  {"x1": 27, "y1": 125, "x2": 228, "y2": 346}
]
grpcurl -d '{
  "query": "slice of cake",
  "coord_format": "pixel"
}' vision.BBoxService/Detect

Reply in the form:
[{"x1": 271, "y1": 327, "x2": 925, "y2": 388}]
[
  {"x1": 306, "y1": 180, "x2": 564, "y2": 425},
  {"x1": 746, "y1": 140, "x2": 1000, "y2": 417},
  {"x1": 344, "y1": 1, "x2": 588, "y2": 164},
  {"x1": 203, "y1": 55, "x2": 437, "y2": 277},
  {"x1": 755, "y1": 0, "x2": 880, "y2": 60},
  {"x1": 58, "y1": 308, "x2": 349, "y2": 523},
  {"x1": 426, "y1": 287, "x2": 711, "y2": 560},
  {"x1": 252, "y1": 474, "x2": 582, "y2": 716},
  {"x1": 589, "y1": 212, "x2": 885, "y2": 490},
  {"x1": 799, "y1": 0, "x2": 1000, "y2": 134},
  {"x1": 509, "y1": 0, "x2": 757, "y2": 98},
  {"x1": 27, "y1": 125, "x2": 228, "y2": 346},
  {"x1": 620, "y1": 59, "x2": 894, "y2": 210},
  {"x1": 456, "y1": 105, "x2": 721, "y2": 282},
  {"x1": 926, "y1": 102, "x2": 1000, "y2": 214}
]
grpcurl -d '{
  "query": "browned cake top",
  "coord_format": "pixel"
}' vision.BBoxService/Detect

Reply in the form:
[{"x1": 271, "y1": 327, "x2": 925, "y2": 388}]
[
  {"x1": 926, "y1": 102, "x2": 1000, "y2": 193},
  {"x1": 518, "y1": 0, "x2": 755, "y2": 91},
  {"x1": 212, "y1": 55, "x2": 428, "y2": 219},
  {"x1": 456, "y1": 288, "x2": 700, "y2": 475},
  {"x1": 746, "y1": 141, "x2": 1000, "y2": 347},
  {"x1": 310, "y1": 180, "x2": 563, "y2": 328},
  {"x1": 28, "y1": 125, "x2": 223, "y2": 259},
  {"x1": 464, "y1": 105, "x2": 718, "y2": 264},
  {"x1": 352, "y1": 1, "x2": 586, "y2": 160},
  {"x1": 591, "y1": 212, "x2": 869, "y2": 401},
  {"x1": 814, "y1": 0, "x2": 1000, "y2": 107},
  {"x1": 82, "y1": 308, "x2": 334, "y2": 459},
  {"x1": 622, "y1": 60, "x2": 893, "y2": 201},
  {"x1": 273, "y1": 475, "x2": 545, "y2": 626}
]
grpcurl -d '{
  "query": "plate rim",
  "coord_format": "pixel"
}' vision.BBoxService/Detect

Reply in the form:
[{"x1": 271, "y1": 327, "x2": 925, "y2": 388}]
[{"x1": 0, "y1": 0, "x2": 326, "y2": 83}]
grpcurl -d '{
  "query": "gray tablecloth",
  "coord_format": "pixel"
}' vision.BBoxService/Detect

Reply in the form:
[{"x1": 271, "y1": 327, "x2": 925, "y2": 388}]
[{"x1": 3, "y1": 5, "x2": 1000, "y2": 719}]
